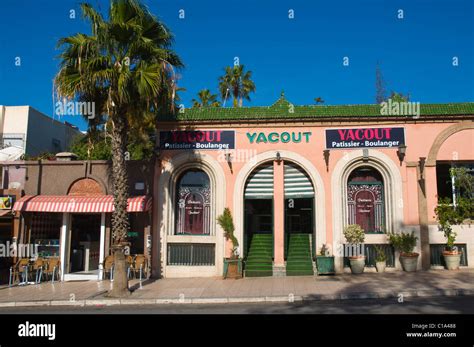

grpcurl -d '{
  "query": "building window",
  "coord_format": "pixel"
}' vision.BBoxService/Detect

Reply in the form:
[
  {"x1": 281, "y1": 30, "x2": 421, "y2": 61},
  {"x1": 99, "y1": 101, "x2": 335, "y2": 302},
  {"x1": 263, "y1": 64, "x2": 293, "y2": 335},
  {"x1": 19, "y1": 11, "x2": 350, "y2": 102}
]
[
  {"x1": 167, "y1": 243, "x2": 215, "y2": 266},
  {"x1": 347, "y1": 167, "x2": 385, "y2": 233},
  {"x1": 175, "y1": 169, "x2": 211, "y2": 235},
  {"x1": 436, "y1": 162, "x2": 474, "y2": 204}
]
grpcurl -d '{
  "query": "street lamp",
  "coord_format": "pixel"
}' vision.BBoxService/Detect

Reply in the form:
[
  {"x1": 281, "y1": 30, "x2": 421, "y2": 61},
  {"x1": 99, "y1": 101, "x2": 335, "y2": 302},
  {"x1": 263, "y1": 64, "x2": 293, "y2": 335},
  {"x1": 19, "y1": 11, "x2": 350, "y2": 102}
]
[{"x1": 397, "y1": 144, "x2": 407, "y2": 165}]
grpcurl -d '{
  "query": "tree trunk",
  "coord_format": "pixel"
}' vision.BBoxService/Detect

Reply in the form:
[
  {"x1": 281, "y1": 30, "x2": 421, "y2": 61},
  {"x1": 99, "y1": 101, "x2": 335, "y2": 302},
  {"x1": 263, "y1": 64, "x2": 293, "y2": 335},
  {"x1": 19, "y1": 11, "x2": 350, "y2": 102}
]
[{"x1": 108, "y1": 114, "x2": 131, "y2": 298}]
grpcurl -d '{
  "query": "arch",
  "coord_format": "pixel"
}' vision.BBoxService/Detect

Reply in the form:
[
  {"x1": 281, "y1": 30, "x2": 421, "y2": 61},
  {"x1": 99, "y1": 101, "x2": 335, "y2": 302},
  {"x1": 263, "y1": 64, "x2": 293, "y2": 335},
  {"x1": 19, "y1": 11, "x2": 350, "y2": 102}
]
[
  {"x1": 427, "y1": 122, "x2": 474, "y2": 166},
  {"x1": 331, "y1": 149, "x2": 404, "y2": 271},
  {"x1": 233, "y1": 150, "x2": 326, "y2": 255},
  {"x1": 156, "y1": 152, "x2": 226, "y2": 277},
  {"x1": 347, "y1": 166, "x2": 385, "y2": 233},
  {"x1": 175, "y1": 169, "x2": 211, "y2": 235},
  {"x1": 67, "y1": 177, "x2": 105, "y2": 196}
]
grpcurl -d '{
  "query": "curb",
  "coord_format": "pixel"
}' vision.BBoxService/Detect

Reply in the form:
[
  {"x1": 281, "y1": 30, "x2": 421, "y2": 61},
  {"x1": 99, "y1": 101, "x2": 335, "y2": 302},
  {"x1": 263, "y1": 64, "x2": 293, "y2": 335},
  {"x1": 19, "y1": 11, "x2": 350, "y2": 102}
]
[{"x1": 0, "y1": 289, "x2": 472, "y2": 308}]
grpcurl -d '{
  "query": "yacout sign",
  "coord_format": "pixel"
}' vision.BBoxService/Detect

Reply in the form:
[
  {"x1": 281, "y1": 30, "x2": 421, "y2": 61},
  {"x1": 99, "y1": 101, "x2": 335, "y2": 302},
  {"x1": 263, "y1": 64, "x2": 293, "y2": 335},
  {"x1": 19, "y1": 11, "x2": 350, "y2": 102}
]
[{"x1": 247, "y1": 131, "x2": 312, "y2": 144}]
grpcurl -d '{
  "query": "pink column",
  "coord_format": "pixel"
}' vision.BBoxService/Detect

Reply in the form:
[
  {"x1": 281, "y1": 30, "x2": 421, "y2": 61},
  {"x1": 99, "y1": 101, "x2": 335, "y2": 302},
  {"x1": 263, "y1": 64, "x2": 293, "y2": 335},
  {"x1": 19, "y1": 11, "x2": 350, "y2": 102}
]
[{"x1": 273, "y1": 160, "x2": 285, "y2": 266}]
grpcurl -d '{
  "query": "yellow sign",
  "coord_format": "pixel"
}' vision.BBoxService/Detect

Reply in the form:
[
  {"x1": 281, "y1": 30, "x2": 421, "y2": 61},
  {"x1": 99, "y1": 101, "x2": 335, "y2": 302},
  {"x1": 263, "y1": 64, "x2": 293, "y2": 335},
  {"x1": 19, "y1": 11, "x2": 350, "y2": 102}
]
[{"x1": 0, "y1": 197, "x2": 12, "y2": 209}]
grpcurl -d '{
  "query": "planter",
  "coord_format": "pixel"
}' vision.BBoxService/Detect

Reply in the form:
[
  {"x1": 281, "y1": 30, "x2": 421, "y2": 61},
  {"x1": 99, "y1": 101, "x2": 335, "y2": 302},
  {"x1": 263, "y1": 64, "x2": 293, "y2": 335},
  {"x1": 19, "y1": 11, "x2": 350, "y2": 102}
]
[
  {"x1": 375, "y1": 261, "x2": 386, "y2": 273},
  {"x1": 443, "y1": 251, "x2": 462, "y2": 270},
  {"x1": 223, "y1": 258, "x2": 242, "y2": 279},
  {"x1": 399, "y1": 253, "x2": 419, "y2": 272},
  {"x1": 349, "y1": 256, "x2": 365, "y2": 274},
  {"x1": 315, "y1": 256, "x2": 335, "y2": 275}
]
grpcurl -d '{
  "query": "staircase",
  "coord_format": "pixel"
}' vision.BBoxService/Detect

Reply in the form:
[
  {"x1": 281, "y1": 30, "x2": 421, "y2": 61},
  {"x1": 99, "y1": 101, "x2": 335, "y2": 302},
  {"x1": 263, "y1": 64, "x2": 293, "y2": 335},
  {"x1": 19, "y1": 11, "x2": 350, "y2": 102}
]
[
  {"x1": 286, "y1": 233, "x2": 314, "y2": 276},
  {"x1": 244, "y1": 234, "x2": 273, "y2": 277}
]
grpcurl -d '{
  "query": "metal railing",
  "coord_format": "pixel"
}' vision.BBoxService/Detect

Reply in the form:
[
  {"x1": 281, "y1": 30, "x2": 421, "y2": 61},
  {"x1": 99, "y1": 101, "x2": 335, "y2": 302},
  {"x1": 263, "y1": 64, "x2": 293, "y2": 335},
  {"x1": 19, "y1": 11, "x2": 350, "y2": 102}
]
[{"x1": 167, "y1": 243, "x2": 215, "y2": 266}]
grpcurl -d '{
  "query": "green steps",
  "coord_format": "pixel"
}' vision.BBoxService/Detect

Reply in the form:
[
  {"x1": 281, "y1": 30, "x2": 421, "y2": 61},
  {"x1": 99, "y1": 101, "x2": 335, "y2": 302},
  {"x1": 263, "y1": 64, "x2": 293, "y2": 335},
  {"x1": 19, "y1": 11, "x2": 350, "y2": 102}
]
[
  {"x1": 245, "y1": 234, "x2": 273, "y2": 277},
  {"x1": 286, "y1": 233, "x2": 314, "y2": 276}
]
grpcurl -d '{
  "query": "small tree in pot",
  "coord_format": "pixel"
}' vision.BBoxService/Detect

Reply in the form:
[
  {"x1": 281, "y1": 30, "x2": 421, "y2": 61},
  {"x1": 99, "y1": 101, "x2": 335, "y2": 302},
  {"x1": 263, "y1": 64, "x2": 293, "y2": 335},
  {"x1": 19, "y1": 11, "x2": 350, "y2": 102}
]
[
  {"x1": 388, "y1": 231, "x2": 418, "y2": 272},
  {"x1": 434, "y1": 203, "x2": 464, "y2": 270},
  {"x1": 217, "y1": 208, "x2": 242, "y2": 278},
  {"x1": 374, "y1": 245, "x2": 387, "y2": 273},
  {"x1": 434, "y1": 167, "x2": 473, "y2": 270},
  {"x1": 343, "y1": 224, "x2": 366, "y2": 274}
]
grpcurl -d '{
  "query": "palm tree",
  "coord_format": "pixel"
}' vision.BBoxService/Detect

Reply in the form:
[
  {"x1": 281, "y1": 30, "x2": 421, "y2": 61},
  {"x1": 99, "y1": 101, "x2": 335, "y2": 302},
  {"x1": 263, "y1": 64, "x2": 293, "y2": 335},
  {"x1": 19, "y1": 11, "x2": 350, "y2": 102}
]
[
  {"x1": 55, "y1": 0, "x2": 182, "y2": 297},
  {"x1": 192, "y1": 89, "x2": 221, "y2": 108},
  {"x1": 218, "y1": 65, "x2": 256, "y2": 107}
]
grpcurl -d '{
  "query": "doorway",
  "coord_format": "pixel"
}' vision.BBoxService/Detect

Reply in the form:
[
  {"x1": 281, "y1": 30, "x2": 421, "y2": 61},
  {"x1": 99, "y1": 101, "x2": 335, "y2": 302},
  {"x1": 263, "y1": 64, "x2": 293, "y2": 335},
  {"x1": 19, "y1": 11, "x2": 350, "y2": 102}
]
[{"x1": 69, "y1": 214, "x2": 101, "y2": 274}]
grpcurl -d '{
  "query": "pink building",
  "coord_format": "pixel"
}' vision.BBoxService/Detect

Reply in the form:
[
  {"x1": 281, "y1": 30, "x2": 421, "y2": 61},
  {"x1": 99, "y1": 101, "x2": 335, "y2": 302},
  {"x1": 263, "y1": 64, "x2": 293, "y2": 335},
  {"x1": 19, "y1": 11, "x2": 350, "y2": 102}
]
[{"x1": 153, "y1": 96, "x2": 474, "y2": 278}]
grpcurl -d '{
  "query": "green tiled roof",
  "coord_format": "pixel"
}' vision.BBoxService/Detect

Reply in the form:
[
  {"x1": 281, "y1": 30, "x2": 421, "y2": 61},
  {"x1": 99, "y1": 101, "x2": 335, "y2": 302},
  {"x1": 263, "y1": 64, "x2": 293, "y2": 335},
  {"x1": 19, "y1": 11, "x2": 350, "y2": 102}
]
[{"x1": 159, "y1": 95, "x2": 474, "y2": 122}]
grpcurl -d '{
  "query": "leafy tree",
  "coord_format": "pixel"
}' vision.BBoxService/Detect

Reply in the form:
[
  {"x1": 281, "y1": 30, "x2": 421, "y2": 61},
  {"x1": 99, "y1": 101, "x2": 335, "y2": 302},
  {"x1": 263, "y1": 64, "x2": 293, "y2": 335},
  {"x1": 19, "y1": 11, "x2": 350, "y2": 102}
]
[
  {"x1": 218, "y1": 65, "x2": 256, "y2": 107},
  {"x1": 192, "y1": 89, "x2": 221, "y2": 108},
  {"x1": 435, "y1": 167, "x2": 474, "y2": 251},
  {"x1": 55, "y1": 0, "x2": 182, "y2": 297},
  {"x1": 388, "y1": 91, "x2": 410, "y2": 102}
]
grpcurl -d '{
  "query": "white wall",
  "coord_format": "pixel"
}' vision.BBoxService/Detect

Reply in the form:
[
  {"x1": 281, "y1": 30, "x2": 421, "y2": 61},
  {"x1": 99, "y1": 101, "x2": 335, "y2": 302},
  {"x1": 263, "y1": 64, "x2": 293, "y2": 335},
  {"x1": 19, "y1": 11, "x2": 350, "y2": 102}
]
[
  {"x1": 1, "y1": 106, "x2": 29, "y2": 135},
  {"x1": 0, "y1": 106, "x2": 82, "y2": 156}
]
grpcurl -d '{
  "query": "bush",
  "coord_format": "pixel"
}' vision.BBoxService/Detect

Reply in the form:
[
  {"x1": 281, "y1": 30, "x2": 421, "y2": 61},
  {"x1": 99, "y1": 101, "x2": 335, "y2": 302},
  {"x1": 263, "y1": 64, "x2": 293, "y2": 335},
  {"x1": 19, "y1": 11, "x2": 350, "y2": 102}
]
[
  {"x1": 217, "y1": 208, "x2": 239, "y2": 259},
  {"x1": 343, "y1": 224, "x2": 365, "y2": 244},
  {"x1": 374, "y1": 245, "x2": 387, "y2": 262},
  {"x1": 388, "y1": 231, "x2": 418, "y2": 255}
]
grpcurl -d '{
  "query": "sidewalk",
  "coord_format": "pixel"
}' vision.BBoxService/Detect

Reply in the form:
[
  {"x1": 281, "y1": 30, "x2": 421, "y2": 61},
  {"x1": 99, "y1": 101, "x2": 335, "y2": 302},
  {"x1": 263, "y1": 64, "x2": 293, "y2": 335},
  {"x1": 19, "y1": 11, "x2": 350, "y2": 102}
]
[{"x1": 0, "y1": 269, "x2": 473, "y2": 307}]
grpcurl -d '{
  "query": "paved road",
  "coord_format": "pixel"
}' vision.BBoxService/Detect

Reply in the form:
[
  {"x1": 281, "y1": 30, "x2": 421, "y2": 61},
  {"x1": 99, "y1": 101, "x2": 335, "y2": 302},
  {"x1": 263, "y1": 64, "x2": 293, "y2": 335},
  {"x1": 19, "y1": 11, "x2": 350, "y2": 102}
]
[{"x1": 0, "y1": 296, "x2": 473, "y2": 314}]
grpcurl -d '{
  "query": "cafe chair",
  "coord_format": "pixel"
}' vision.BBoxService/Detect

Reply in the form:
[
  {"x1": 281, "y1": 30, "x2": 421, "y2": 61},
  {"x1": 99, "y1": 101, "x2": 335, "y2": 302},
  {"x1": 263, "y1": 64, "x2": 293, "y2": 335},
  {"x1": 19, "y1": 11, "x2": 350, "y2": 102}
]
[
  {"x1": 102, "y1": 255, "x2": 115, "y2": 280},
  {"x1": 9, "y1": 258, "x2": 30, "y2": 286},
  {"x1": 31, "y1": 257, "x2": 45, "y2": 284},
  {"x1": 44, "y1": 258, "x2": 60, "y2": 283},
  {"x1": 129, "y1": 254, "x2": 148, "y2": 281},
  {"x1": 126, "y1": 255, "x2": 134, "y2": 279}
]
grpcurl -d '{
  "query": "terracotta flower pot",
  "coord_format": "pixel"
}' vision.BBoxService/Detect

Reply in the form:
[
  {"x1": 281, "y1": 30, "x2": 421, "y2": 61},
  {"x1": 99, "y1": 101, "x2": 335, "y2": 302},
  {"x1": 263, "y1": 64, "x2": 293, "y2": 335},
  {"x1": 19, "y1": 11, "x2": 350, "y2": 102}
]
[
  {"x1": 443, "y1": 251, "x2": 462, "y2": 270},
  {"x1": 349, "y1": 256, "x2": 365, "y2": 274},
  {"x1": 399, "y1": 253, "x2": 419, "y2": 272},
  {"x1": 375, "y1": 261, "x2": 386, "y2": 273}
]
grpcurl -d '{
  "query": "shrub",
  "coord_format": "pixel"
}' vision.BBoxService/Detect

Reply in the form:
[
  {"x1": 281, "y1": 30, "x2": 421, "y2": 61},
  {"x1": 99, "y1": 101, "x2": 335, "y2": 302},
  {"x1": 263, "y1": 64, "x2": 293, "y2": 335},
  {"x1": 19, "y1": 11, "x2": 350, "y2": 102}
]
[
  {"x1": 217, "y1": 208, "x2": 239, "y2": 259},
  {"x1": 374, "y1": 245, "x2": 387, "y2": 262},
  {"x1": 343, "y1": 224, "x2": 365, "y2": 244},
  {"x1": 388, "y1": 231, "x2": 418, "y2": 255}
]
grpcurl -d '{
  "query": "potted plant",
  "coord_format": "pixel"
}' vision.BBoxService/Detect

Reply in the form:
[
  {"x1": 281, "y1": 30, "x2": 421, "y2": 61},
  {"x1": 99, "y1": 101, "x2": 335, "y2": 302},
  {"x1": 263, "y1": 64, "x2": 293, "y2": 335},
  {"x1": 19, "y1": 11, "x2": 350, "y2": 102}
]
[
  {"x1": 434, "y1": 167, "x2": 473, "y2": 270},
  {"x1": 343, "y1": 224, "x2": 366, "y2": 274},
  {"x1": 315, "y1": 244, "x2": 335, "y2": 275},
  {"x1": 217, "y1": 208, "x2": 242, "y2": 279},
  {"x1": 373, "y1": 245, "x2": 387, "y2": 273},
  {"x1": 388, "y1": 231, "x2": 419, "y2": 272}
]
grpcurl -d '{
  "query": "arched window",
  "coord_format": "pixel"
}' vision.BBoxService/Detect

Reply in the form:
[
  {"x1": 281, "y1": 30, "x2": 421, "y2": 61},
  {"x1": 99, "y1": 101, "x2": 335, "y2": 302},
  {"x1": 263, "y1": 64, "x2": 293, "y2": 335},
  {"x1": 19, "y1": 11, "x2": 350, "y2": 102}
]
[
  {"x1": 347, "y1": 167, "x2": 385, "y2": 233},
  {"x1": 175, "y1": 169, "x2": 211, "y2": 235}
]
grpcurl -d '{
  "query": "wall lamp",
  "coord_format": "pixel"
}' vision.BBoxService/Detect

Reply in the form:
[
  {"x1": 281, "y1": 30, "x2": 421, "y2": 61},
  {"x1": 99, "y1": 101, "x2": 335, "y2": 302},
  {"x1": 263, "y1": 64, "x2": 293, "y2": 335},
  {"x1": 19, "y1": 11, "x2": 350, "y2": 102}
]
[
  {"x1": 323, "y1": 149, "x2": 330, "y2": 172},
  {"x1": 276, "y1": 151, "x2": 282, "y2": 165},
  {"x1": 225, "y1": 151, "x2": 233, "y2": 173},
  {"x1": 419, "y1": 157, "x2": 426, "y2": 178},
  {"x1": 397, "y1": 144, "x2": 407, "y2": 165}
]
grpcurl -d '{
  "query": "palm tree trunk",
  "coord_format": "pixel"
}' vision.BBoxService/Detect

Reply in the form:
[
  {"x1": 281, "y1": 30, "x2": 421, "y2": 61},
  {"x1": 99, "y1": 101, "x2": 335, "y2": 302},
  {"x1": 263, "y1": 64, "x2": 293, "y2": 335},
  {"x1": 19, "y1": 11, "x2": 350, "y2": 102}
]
[{"x1": 108, "y1": 113, "x2": 131, "y2": 298}]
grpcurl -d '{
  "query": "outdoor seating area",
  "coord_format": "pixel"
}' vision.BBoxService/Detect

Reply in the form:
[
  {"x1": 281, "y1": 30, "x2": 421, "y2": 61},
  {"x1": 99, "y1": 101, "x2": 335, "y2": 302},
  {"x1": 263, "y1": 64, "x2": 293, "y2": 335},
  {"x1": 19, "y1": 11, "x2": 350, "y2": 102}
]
[
  {"x1": 9, "y1": 257, "x2": 60, "y2": 286},
  {"x1": 102, "y1": 254, "x2": 149, "y2": 282}
]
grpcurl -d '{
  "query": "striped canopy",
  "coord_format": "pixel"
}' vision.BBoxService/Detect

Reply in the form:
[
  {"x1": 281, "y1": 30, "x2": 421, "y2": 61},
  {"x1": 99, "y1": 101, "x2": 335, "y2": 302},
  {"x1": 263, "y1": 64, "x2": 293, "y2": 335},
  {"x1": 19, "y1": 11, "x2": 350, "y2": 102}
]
[{"x1": 13, "y1": 195, "x2": 152, "y2": 213}]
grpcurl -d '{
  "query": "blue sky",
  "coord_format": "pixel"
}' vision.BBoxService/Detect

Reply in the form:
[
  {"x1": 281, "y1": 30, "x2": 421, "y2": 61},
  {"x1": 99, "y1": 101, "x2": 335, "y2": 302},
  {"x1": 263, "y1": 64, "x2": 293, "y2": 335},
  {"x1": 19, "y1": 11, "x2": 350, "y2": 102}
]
[{"x1": 0, "y1": 0, "x2": 473, "y2": 131}]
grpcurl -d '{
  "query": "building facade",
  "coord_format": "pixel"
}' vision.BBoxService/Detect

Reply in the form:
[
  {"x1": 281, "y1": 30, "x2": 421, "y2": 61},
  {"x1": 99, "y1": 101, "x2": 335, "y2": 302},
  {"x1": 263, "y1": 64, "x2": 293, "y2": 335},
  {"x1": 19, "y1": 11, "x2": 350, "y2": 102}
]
[
  {"x1": 2, "y1": 97, "x2": 473, "y2": 282},
  {"x1": 1, "y1": 158, "x2": 153, "y2": 282},
  {"x1": 153, "y1": 97, "x2": 474, "y2": 278},
  {"x1": 0, "y1": 106, "x2": 82, "y2": 160}
]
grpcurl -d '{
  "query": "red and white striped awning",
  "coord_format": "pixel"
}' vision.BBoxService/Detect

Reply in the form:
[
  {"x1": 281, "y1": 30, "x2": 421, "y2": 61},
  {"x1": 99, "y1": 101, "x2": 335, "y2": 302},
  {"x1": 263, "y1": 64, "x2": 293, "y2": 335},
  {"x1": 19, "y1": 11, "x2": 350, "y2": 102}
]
[{"x1": 13, "y1": 195, "x2": 152, "y2": 213}]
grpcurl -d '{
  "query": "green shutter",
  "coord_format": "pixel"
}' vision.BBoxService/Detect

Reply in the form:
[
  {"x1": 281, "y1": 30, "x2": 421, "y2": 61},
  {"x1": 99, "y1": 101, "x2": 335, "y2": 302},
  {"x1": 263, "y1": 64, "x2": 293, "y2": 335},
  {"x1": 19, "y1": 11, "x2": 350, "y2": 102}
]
[
  {"x1": 284, "y1": 163, "x2": 314, "y2": 198},
  {"x1": 244, "y1": 164, "x2": 274, "y2": 199}
]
